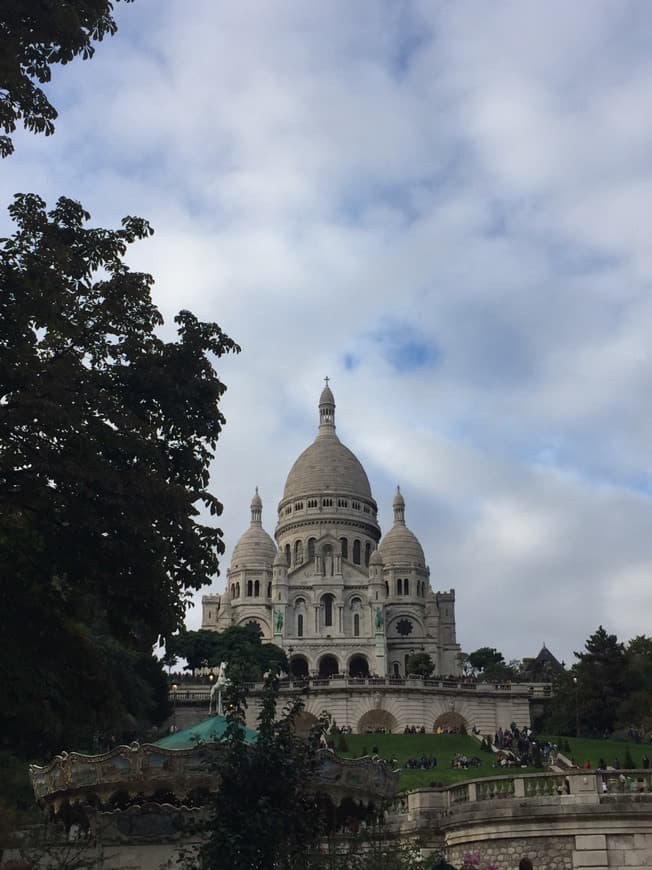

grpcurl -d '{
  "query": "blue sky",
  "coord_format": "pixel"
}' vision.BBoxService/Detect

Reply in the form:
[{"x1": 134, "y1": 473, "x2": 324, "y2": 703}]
[{"x1": 5, "y1": 0, "x2": 652, "y2": 662}]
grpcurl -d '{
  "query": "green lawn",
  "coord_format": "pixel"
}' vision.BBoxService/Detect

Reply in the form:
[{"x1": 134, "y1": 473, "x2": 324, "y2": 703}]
[
  {"x1": 334, "y1": 733, "x2": 652, "y2": 792},
  {"x1": 542, "y1": 735, "x2": 652, "y2": 769},
  {"x1": 337, "y1": 732, "x2": 539, "y2": 791}
]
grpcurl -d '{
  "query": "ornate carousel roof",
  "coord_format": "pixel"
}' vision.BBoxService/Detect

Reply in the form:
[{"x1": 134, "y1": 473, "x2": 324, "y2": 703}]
[{"x1": 29, "y1": 717, "x2": 399, "y2": 817}]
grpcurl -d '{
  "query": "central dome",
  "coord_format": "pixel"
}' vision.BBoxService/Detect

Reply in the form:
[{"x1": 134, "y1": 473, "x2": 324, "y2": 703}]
[
  {"x1": 283, "y1": 437, "x2": 372, "y2": 500},
  {"x1": 282, "y1": 383, "x2": 373, "y2": 501}
]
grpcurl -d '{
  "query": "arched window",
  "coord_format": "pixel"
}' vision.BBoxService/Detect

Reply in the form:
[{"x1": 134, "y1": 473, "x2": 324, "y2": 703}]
[
  {"x1": 323, "y1": 594, "x2": 334, "y2": 627},
  {"x1": 340, "y1": 537, "x2": 348, "y2": 560},
  {"x1": 295, "y1": 597, "x2": 305, "y2": 607},
  {"x1": 385, "y1": 581, "x2": 389, "y2": 597},
  {"x1": 267, "y1": 582, "x2": 272, "y2": 597},
  {"x1": 254, "y1": 579, "x2": 260, "y2": 597},
  {"x1": 393, "y1": 662, "x2": 400, "y2": 676},
  {"x1": 236, "y1": 582, "x2": 240, "y2": 597},
  {"x1": 397, "y1": 578, "x2": 402, "y2": 595},
  {"x1": 295, "y1": 540, "x2": 303, "y2": 565},
  {"x1": 308, "y1": 538, "x2": 316, "y2": 561},
  {"x1": 364, "y1": 542, "x2": 371, "y2": 566},
  {"x1": 247, "y1": 580, "x2": 253, "y2": 597},
  {"x1": 285, "y1": 543, "x2": 291, "y2": 567},
  {"x1": 353, "y1": 539, "x2": 361, "y2": 565},
  {"x1": 297, "y1": 614, "x2": 304, "y2": 637},
  {"x1": 354, "y1": 613, "x2": 360, "y2": 637},
  {"x1": 404, "y1": 578, "x2": 409, "y2": 595}
]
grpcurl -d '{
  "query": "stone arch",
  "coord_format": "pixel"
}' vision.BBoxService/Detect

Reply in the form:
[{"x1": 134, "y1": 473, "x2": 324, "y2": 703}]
[
  {"x1": 289, "y1": 655, "x2": 309, "y2": 678},
  {"x1": 318, "y1": 654, "x2": 339, "y2": 677},
  {"x1": 293, "y1": 710, "x2": 319, "y2": 737},
  {"x1": 433, "y1": 711, "x2": 468, "y2": 732},
  {"x1": 351, "y1": 693, "x2": 404, "y2": 733},
  {"x1": 348, "y1": 654, "x2": 369, "y2": 678},
  {"x1": 357, "y1": 709, "x2": 398, "y2": 734}
]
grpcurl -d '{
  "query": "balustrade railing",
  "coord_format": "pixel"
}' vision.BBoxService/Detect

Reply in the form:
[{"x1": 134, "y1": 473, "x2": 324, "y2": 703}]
[
  {"x1": 400, "y1": 769, "x2": 652, "y2": 819},
  {"x1": 168, "y1": 675, "x2": 547, "y2": 698}
]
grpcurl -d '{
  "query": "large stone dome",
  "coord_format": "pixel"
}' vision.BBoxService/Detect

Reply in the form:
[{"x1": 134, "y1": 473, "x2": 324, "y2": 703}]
[
  {"x1": 282, "y1": 383, "x2": 372, "y2": 501},
  {"x1": 283, "y1": 436, "x2": 372, "y2": 500},
  {"x1": 231, "y1": 490, "x2": 276, "y2": 569}
]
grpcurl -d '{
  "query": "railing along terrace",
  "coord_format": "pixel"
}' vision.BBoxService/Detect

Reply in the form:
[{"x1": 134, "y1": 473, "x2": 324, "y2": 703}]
[
  {"x1": 167, "y1": 675, "x2": 549, "y2": 700},
  {"x1": 410, "y1": 769, "x2": 652, "y2": 812}
]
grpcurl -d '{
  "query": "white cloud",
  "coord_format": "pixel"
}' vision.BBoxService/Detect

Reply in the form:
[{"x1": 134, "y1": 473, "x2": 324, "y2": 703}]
[{"x1": 6, "y1": 0, "x2": 652, "y2": 664}]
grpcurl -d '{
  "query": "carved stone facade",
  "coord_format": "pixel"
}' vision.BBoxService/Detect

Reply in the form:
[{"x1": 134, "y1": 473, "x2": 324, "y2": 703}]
[{"x1": 202, "y1": 384, "x2": 461, "y2": 678}]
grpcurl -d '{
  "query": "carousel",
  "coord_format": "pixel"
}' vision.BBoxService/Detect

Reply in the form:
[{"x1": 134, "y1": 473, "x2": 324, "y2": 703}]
[{"x1": 28, "y1": 713, "x2": 400, "y2": 851}]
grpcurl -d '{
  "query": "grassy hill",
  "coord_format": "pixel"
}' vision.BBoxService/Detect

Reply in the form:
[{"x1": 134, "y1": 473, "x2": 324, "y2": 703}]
[
  {"x1": 338, "y1": 732, "x2": 539, "y2": 791},
  {"x1": 542, "y1": 736, "x2": 652, "y2": 769},
  {"x1": 336, "y1": 733, "x2": 652, "y2": 792}
]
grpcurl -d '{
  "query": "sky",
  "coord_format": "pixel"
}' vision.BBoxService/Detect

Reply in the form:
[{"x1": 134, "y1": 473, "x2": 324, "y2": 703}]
[{"x1": 5, "y1": 0, "x2": 652, "y2": 664}]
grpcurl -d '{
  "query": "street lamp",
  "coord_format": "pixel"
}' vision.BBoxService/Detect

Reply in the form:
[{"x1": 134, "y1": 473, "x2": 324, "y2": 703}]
[
  {"x1": 573, "y1": 676, "x2": 580, "y2": 738},
  {"x1": 171, "y1": 683, "x2": 178, "y2": 732}
]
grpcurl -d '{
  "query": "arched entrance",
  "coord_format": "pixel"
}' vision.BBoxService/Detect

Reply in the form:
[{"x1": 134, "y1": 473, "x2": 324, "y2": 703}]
[
  {"x1": 348, "y1": 655, "x2": 369, "y2": 678},
  {"x1": 318, "y1": 655, "x2": 339, "y2": 677},
  {"x1": 433, "y1": 711, "x2": 467, "y2": 733},
  {"x1": 290, "y1": 656, "x2": 309, "y2": 678},
  {"x1": 357, "y1": 709, "x2": 398, "y2": 734}
]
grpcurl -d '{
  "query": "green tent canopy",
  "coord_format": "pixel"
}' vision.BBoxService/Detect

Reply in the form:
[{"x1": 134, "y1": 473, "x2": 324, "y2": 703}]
[{"x1": 155, "y1": 715, "x2": 258, "y2": 749}]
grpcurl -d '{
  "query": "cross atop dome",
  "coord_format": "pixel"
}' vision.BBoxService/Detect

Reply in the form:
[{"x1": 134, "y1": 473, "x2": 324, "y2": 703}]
[{"x1": 319, "y1": 378, "x2": 335, "y2": 431}]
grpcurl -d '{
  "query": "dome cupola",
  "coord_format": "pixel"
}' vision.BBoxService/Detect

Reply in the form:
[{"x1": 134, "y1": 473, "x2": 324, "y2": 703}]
[
  {"x1": 231, "y1": 488, "x2": 276, "y2": 569},
  {"x1": 379, "y1": 487, "x2": 426, "y2": 568},
  {"x1": 280, "y1": 381, "x2": 375, "y2": 503}
]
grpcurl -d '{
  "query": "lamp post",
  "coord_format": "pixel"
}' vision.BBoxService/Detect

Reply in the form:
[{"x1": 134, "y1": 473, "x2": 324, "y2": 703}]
[
  {"x1": 573, "y1": 676, "x2": 580, "y2": 738},
  {"x1": 171, "y1": 683, "x2": 178, "y2": 732}
]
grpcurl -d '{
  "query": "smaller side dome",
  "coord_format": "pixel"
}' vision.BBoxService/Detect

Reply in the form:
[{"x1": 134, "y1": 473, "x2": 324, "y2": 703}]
[
  {"x1": 369, "y1": 548, "x2": 384, "y2": 567},
  {"x1": 231, "y1": 489, "x2": 276, "y2": 569},
  {"x1": 379, "y1": 487, "x2": 426, "y2": 568}
]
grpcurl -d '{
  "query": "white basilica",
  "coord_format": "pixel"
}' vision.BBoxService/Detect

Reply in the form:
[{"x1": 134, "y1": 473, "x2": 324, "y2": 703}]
[{"x1": 202, "y1": 383, "x2": 462, "y2": 679}]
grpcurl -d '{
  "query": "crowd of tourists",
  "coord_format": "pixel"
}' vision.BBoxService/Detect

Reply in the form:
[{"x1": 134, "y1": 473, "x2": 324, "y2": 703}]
[
  {"x1": 485, "y1": 722, "x2": 552, "y2": 768},
  {"x1": 405, "y1": 754, "x2": 438, "y2": 769}
]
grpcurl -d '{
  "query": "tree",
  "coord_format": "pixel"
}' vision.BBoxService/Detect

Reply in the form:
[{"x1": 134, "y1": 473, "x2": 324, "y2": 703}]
[
  {"x1": 0, "y1": 0, "x2": 133, "y2": 157},
  {"x1": 170, "y1": 626, "x2": 288, "y2": 681},
  {"x1": 197, "y1": 675, "x2": 324, "y2": 870},
  {"x1": 468, "y1": 647, "x2": 505, "y2": 674},
  {"x1": 0, "y1": 194, "x2": 239, "y2": 756},
  {"x1": 574, "y1": 626, "x2": 628, "y2": 736},
  {"x1": 542, "y1": 626, "x2": 632, "y2": 738},
  {"x1": 406, "y1": 651, "x2": 434, "y2": 678},
  {"x1": 468, "y1": 647, "x2": 516, "y2": 682}
]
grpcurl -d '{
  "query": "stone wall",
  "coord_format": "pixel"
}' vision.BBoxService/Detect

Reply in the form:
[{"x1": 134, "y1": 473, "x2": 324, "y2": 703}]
[
  {"x1": 170, "y1": 679, "x2": 533, "y2": 734},
  {"x1": 447, "y1": 835, "x2": 573, "y2": 870},
  {"x1": 391, "y1": 773, "x2": 652, "y2": 870}
]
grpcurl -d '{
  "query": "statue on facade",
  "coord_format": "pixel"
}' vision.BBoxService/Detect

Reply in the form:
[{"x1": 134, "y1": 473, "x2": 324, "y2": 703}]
[
  {"x1": 210, "y1": 661, "x2": 229, "y2": 716},
  {"x1": 274, "y1": 608, "x2": 284, "y2": 632},
  {"x1": 375, "y1": 607, "x2": 384, "y2": 631}
]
